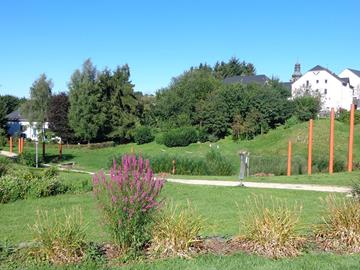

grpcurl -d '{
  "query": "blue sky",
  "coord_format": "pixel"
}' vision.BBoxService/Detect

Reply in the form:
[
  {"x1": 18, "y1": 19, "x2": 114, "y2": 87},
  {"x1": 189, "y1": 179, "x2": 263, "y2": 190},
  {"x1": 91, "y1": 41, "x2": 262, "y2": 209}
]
[{"x1": 0, "y1": 0, "x2": 359, "y2": 97}]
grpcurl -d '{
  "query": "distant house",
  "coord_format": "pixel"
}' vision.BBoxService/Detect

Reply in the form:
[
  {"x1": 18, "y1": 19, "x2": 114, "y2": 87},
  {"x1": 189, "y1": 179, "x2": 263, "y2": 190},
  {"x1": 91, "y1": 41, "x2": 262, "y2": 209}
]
[
  {"x1": 223, "y1": 74, "x2": 270, "y2": 85},
  {"x1": 6, "y1": 110, "x2": 48, "y2": 140},
  {"x1": 291, "y1": 64, "x2": 359, "y2": 111}
]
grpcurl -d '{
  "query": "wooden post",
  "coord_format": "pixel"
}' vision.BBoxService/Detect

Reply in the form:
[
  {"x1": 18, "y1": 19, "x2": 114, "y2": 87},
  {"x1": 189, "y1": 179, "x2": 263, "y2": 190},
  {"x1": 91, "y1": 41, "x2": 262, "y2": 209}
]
[
  {"x1": 348, "y1": 104, "x2": 355, "y2": 172},
  {"x1": 18, "y1": 138, "x2": 21, "y2": 154},
  {"x1": 287, "y1": 141, "x2": 292, "y2": 176},
  {"x1": 21, "y1": 137, "x2": 25, "y2": 153},
  {"x1": 42, "y1": 142, "x2": 46, "y2": 161},
  {"x1": 329, "y1": 108, "x2": 335, "y2": 174},
  {"x1": 172, "y1": 159, "x2": 176, "y2": 175},
  {"x1": 59, "y1": 142, "x2": 63, "y2": 160},
  {"x1": 9, "y1": 137, "x2": 13, "y2": 153},
  {"x1": 308, "y1": 119, "x2": 313, "y2": 176},
  {"x1": 20, "y1": 138, "x2": 23, "y2": 153}
]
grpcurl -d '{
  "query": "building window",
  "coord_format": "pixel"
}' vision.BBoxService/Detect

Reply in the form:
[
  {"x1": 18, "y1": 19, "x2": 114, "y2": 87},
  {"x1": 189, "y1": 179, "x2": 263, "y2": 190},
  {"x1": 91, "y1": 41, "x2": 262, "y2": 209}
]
[
  {"x1": 325, "y1": 79, "x2": 328, "y2": 83},
  {"x1": 324, "y1": 89, "x2": 327, "y2": 95},
  {"x1": 316, "y1": 80, "x2": 319, "y2": 83}
]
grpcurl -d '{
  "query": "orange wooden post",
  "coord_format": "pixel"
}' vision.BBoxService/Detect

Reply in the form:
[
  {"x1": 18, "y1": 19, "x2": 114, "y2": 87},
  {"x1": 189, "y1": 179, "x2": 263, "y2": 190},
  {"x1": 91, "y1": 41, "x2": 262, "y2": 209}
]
[
  {"x1": 21, "y1": 137, "x2": 25, "y2": 153},
  {"x1": 20, "y1": 138, "x2": 23, "y2": 153},
  {"x1": 18, "y1": 138, "x2": 21, "y2": 154},
  {"x1": 9, "y1": 137, "x2": 13, "y2": 153},
  {"x1": 348, "y1": 104, "x2": 355, "y2": 172},
  {"x1": 329, "y1": 108, "x2": 335, "y2": 174},
  {"x1": 59, "y1": 143, "x2": 63, "y2": 160},
  {"x1": 307, "y1": 119, "x2": 313, "y2": 176},
  {"x1": 172, "y1": 159, "x2": 176, "y2": 175},
  {"x1": 287, "y1": 140, "x2": 292, "y2": 176}
]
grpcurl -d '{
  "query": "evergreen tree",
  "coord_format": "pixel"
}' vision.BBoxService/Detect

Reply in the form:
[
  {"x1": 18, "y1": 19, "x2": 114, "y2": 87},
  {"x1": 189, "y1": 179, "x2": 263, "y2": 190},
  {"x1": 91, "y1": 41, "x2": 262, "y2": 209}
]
[{"x1": 68, "y1": 59, "x2": 106, "y2": 143}]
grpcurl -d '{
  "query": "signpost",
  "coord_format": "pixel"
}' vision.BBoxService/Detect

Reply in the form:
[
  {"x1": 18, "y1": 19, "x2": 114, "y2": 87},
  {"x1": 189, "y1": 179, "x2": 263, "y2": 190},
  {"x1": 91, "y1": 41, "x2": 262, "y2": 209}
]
[{"x1": 239, "y1": 151, "x2": 249, "y2": 186}]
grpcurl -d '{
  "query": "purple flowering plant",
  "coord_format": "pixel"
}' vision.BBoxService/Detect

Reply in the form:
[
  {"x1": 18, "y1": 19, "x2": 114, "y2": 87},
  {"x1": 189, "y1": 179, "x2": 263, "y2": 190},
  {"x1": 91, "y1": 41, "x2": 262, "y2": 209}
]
[{"x1": 93, "y1": 154, "x2": 165, "y2": 253}]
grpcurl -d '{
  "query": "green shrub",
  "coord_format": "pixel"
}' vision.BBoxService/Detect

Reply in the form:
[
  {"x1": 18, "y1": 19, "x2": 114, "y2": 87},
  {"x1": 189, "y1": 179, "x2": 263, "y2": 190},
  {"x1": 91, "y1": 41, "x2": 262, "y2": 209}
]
[
  {"x1": 238, "y1": 196, "x2": 304, "y2": 258},
  {"x1": 163, "y1": 127, "x2": 198, "y2": 147},
  {"x1": 155, "y1": 132, "x2": 166, "y2": 145},
  {"x1": 0, "y1": 168, "x2": 69, "y2": 203},
  {"x1": 150, "y1": 201, "x2": 204, "y2": 258},
  {"x1": 312, "y1": 156, "x2": 345, "y2": 173},
  {"x1": 134, "y1": 126, "x2": 155, "y2": 145},
  {"x1": 337, "y1": 109, "x2": 360, "y2": 125},
  {"x1": 198, "y1": 128, "x2": 208, "y2": 143},
  {"x1": 315, "y1": 196, "x2": 360, "y2": 253},
  {"x1": 284, "y1": 116, "x2": 300, "y2": 129},
  {"x1": 17, "y1": 152, "x2": 36, "y2": 167},
  {"x1": 352, "y1": 179, "x2": 360, "y2": 200},
  {"x1": 0, "y1": 129, "x2": 7, "y2": 147},
  {"x1": 30, "y1": 208, "x2": 87, "y2": 264},
  {"x1": 206, "y1": 149, "x2": 235, "y2": 176},
  {"x1": 27, "y1": 177, "x2": 69, "y2": 198},
  {"x1": 0, "y1": 157, "x2": 10, "y2": 177},
  {"x1": 0, "y1": 175, "x2": 29, "y2": 203},
  {"x1": 109, "y1": 150, "x2": 235, "y2": 176},
  {"x1": 208, "y1": 134, "x2": 219, "y2": 143}
]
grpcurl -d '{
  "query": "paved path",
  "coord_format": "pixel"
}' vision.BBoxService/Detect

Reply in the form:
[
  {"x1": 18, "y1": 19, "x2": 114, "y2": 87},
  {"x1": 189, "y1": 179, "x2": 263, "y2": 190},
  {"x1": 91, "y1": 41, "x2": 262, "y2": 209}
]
[
  {"x1": 166, "y1": 178, "x2": 352, "y2": 193},
  {"x1": 43, "y1": 164, "x2": 352, "y2": 193},
  {"x1": 0, "y1": 150, "x2": 18, "y2": 158}
]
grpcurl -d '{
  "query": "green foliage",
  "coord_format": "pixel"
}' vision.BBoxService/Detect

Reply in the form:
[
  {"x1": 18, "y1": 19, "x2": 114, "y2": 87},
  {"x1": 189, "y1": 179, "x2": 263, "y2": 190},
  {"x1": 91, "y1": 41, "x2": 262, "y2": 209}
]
[
  {"x1": 133, "y1": 126, "x2": 154, "y2": 145},
  {"x1": 68, "y1": 60, "x2": 140, "y2": 143},
  {"x1": 0, "y1": 128, "x2": 7, "y2": 147},
  {"x1": 48, "y1": 92, "x2": 75, "y2": 143},
  {"x1": 21, "y1": 73, "x2": 52, "y2": 129},
  {"x1": 154, "y1": 69, "x2": 221, "y2": 129},
  {"x1": 292, "y1": 96, "x2": 321, "y2": 121},
  {"x1": 337, "y1": 109, "x2": 360, "y2": 125},
  {"x1": 315, "y1": 196, "x2": 360, "y2": 253},
  {"x1": 0, "y1": 94, "x2": 24, "y2": 115},
  {"x1": 197, "y1": 128, "x2": 208, "y2": 143},
  {"x1": 351, "y1": 179, "x2": 360, "y2": 200},
  {"x1": 150, "y1": 201, "x2": 204, "y2": 258},
  {"x1": 163, "y1": 127, "x2": 198, "y2": 147},
  {"x1": 284, "y1": 116, "x2": 300, "y2": 129},
  {"x1": 109, "y1": 150, "x2": 235, "y2": 176},
  {"x1": 213, "y1": 57, "x2": 256, "y2": 79},
  {"x1": 30, "y1": 208, "x2": 87, "y2": 264},
  {"x1": 0, "y1": 157, "x2": 10, "y2": 177},
  {"x1": 239, "y1": 196, "x2": 304, "y2": 258},
  {"x1": 17, "y1": 151, "x2": 36, "y2": 167},
  {"x1": 0, "y1": 167, "x2": 69, "y2": 203}
]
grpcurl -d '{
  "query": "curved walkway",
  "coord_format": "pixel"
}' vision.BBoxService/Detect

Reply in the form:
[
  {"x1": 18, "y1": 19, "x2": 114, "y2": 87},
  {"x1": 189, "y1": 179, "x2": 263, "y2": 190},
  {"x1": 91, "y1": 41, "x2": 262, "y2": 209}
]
[{"x1": 166, "y1": 178, "x2": 351, "y2": 193}]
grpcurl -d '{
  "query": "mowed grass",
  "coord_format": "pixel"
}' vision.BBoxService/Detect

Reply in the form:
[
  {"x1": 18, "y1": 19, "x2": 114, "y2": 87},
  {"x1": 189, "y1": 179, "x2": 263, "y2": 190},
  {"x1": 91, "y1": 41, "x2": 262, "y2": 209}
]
[
  {"x1": 0, "y1": 181, "x2": 339, "y2": 244},
  {"x1": 8, "y1": 119, "x2": 360, "y2": 176}
]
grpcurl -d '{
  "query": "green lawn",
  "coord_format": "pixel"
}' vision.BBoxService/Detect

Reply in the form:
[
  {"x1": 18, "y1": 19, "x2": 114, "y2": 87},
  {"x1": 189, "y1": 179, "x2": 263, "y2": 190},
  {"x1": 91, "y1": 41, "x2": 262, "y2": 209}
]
[{"x1": 0, "y1": 182, "x2": 339, "y2": 244}]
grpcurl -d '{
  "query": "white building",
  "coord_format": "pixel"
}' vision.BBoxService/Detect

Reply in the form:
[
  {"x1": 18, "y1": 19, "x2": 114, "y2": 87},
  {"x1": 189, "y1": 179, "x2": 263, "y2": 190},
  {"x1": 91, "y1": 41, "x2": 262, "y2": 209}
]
[
  {"x1": 6, "y1": 110, "x2": 48, "y2": 140},
  {"x1": 291, "y1": 64, "x2": 360, "y2": 112}
]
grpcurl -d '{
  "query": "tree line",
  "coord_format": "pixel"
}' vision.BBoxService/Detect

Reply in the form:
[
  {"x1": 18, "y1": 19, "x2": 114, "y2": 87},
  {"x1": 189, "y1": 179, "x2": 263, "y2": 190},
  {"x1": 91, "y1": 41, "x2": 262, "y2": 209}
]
[{"x1": 0, "y1": 57, "x2": 321, "y2": 145}]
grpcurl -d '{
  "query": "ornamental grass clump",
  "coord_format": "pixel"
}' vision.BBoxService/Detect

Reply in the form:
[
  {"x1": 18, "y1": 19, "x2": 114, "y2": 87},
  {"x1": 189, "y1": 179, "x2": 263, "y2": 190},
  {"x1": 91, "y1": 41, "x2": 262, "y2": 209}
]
[
  {"x1": 93, "y1": 154, "x2": 165, "y2": 255},
  {"x1": 150, "y1": 201, "x2": 204, "y2": 258},
  {"x1": 315, "y1": 195, "x2": 360, "y2": 253},
  {"x1": 30, "y1": 208, "x2": 87, "y2": 265},
  {"x1": 237, "y1": 196, "x2": 304, "y2": 259}
]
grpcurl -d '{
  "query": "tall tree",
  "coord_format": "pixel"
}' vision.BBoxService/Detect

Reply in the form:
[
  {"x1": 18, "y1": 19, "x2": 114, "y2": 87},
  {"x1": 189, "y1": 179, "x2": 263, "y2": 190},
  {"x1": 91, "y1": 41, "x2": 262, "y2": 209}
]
[
  {"x1": 214, "y1": 57, "x2": 256, "y2": 79},
  {"x1": 0, "y1": 95, "x2": 25, "y2": 115},
  {"x1": 48, "y1": 92, "x2": 74, "y2": 143},
  {"x1": 68, "y1": 59, "x2": 106, "y2": 143}
]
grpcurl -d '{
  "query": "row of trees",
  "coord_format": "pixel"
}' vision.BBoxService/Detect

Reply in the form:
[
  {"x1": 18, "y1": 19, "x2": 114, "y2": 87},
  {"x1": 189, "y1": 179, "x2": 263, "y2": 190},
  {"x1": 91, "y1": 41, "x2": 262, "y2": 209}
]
[{"x1": 1, "y1": 57, "x2": 321, "y2": 144}]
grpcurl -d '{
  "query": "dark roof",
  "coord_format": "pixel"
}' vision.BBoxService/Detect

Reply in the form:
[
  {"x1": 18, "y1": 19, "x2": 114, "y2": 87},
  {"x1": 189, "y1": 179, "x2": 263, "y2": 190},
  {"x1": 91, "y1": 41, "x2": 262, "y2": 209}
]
[
  {"x1": 309, "y1": 65, "x2": 349, "y2": 85},
  {"x1": 348, "y1": 68, "x2": 360, "y2": 77},
  {"x1": 6, "y1": 110, "x2": 26, "y2": 121},
  {"x1": 223, "y1": 74, "x2": 270, "y2": 85}
]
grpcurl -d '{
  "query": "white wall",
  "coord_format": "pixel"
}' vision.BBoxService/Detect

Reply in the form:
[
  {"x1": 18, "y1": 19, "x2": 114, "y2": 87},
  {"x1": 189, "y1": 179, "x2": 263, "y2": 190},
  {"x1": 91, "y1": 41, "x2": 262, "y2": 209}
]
[
  {"x1": 292, "y1": 70, "x2": 354, "y2": 111},
  {"x1": 339, "y1": 69, "x2": 360, "y2": 97},
  {"x1": 7, "y1": 121, "x2": 49, "y2": 140}
]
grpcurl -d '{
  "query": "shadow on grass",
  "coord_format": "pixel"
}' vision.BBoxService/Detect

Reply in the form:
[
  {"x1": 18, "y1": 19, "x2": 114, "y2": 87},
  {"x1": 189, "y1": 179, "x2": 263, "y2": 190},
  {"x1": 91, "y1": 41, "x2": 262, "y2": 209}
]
[{"x1": 43, "y1": 154, "x2": 75, "y2": 164}]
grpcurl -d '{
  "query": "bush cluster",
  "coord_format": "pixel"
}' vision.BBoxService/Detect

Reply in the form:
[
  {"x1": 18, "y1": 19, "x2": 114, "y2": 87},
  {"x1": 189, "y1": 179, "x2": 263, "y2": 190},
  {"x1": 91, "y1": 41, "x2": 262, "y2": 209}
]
[
  {"x1": 109, "y1": 150, "x2": 235, "y2": 176},
  {"x1": 133, "y1": 126, "x2": 155, "y2": 145},
  {"x1": 0, "y1": 167, "x2": 69, "y2": 203},
  {"x1": 162, "y1": 127, "x2": 198, "y2": 147}
]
